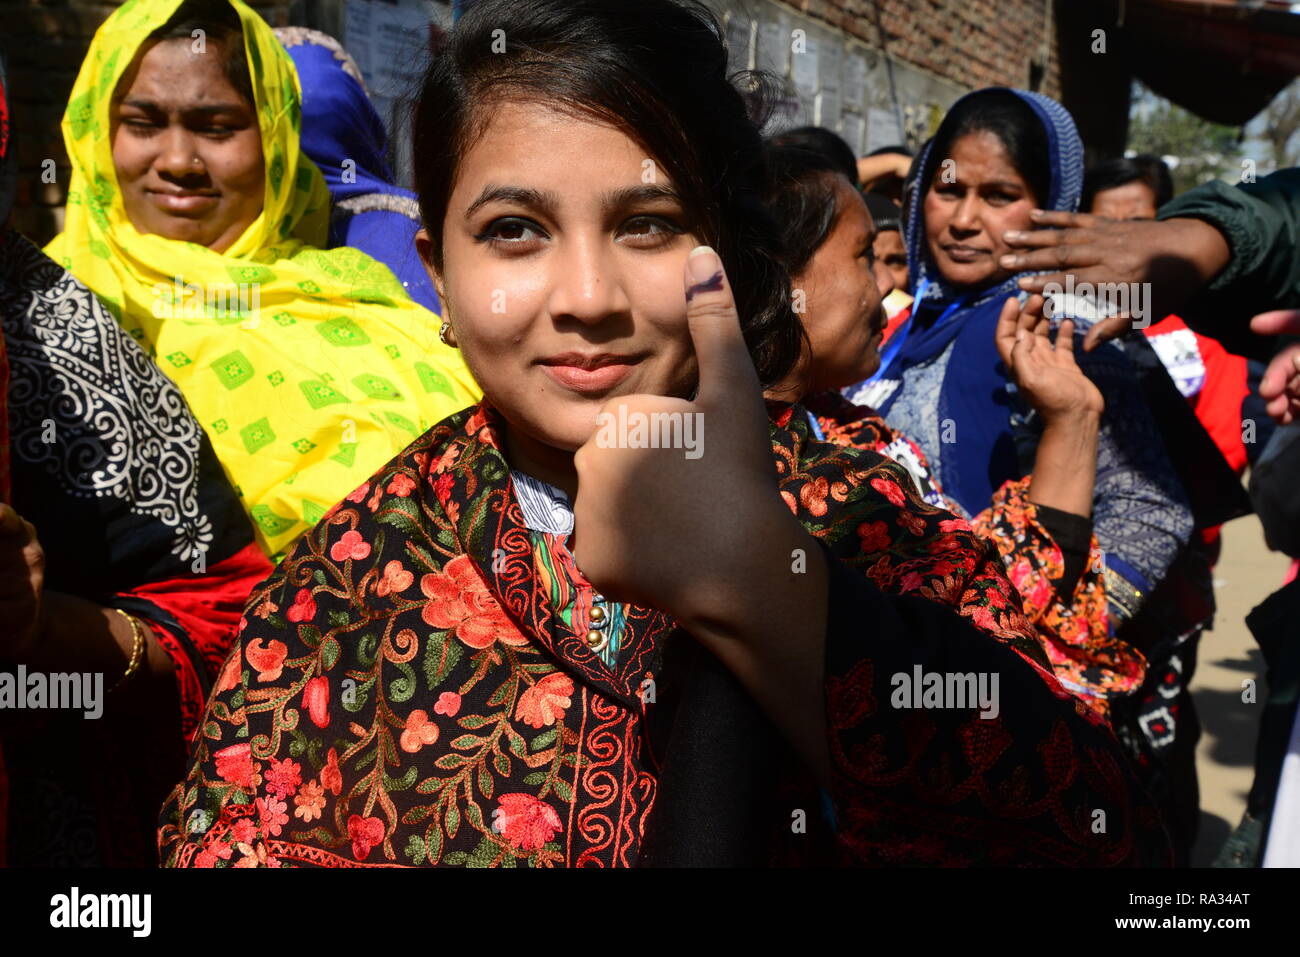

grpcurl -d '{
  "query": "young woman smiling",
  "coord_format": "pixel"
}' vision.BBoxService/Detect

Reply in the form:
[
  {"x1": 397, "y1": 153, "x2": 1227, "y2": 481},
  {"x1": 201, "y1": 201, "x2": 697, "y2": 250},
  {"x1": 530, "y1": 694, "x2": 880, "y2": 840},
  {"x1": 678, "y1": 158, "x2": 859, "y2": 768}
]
[{"x1": 161, "y1": 0, "x2": 1166, "y2": 868}]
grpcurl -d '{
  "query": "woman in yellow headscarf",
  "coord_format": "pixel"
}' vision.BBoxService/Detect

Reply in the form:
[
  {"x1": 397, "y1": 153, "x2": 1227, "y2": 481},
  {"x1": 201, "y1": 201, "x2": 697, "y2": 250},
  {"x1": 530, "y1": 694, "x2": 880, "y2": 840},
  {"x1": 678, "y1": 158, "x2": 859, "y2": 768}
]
[{"x1": 48, "y1": 0, "x2": 480, "y2": 558}]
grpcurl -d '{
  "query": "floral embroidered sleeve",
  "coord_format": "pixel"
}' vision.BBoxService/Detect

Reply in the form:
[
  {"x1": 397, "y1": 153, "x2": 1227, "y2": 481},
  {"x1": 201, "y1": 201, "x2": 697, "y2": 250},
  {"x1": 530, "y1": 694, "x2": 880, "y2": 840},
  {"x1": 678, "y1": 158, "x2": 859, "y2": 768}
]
[{"x1": 970, "y1": 478, "x2": 1146, "y2": 718}]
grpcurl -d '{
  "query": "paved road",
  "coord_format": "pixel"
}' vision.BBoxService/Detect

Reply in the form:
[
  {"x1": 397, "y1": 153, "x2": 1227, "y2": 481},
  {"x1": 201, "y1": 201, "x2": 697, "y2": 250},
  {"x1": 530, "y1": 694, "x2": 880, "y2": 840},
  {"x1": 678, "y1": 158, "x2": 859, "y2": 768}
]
[{"x1": 1189, "y1": 513, "x2": 1290, "y2": 866}]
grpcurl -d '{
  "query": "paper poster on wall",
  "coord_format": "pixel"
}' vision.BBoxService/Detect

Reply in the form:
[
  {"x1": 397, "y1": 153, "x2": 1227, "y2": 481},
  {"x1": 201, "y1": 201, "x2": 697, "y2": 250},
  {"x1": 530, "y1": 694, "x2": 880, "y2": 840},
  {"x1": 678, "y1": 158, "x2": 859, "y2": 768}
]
[
  {"x1": 757, "y1": 21, "x2": 788, "y2": 76},
  {"x1": 726, "y1": 15, "x2": 752, "y2": 70},
  {"x1": 843, "y1": 52, "x2": 866, "y2": 110},
  {"x1": 791, "y1": 36, "x2": 819, "y2": 96},
  {"x1": 841, "y1": 112, "x2": 865, "y2": 154},
  {"x1": 867, "y1": 106, "x2": 904, "y2": 150}
]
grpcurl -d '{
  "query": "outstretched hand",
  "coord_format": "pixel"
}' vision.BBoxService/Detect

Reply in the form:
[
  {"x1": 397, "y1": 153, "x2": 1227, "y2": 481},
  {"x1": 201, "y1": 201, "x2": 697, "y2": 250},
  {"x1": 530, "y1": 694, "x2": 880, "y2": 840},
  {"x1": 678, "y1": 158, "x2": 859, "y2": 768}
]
[
  {"x1": 998, "y1": 209, "x2": 1232, "y2": 351},
  {"x1": 995, "y1": 294, "x2": 1104, "y2": 423},
  {"x1": 1252, "y1": 309, "x2": 1300, "y2": 425}
]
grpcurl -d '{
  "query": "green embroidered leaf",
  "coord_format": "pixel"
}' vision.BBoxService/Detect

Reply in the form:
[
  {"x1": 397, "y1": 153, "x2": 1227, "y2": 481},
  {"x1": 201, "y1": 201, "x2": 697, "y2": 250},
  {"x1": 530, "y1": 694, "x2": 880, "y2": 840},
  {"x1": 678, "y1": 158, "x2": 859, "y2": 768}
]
[
  {"x1": 456, "y1": 714, "x2": 494, "y2": 730},
  {"x1": 465, "y1": 834, "x2": 497, "y2": 868},
  {"x1": 422, "y1": 629, "x2": 464, "y2": 688},
  {"x1": 450, "y1": 734, "x2": 485, "y2": 750},
  {"x1": 522, "y1": 771, "x2": 547, "y2": 787},
  {"x1": 493, "y1": 752, "x2": 512, "y2": 777},
  {"x1": 403, "y1": 803, "x2": 436, "y2": 825},
  {"x1": 403, "y1": 834, "x2": 427, "y2": 864},
  {"x1": 321, "y1": 636, "x2": 340, "y2": 670},
  {"x1": 383, "y1": 765, "x2": 419, "y2": 792},
  {"x1": 445, "y1": 801, "x2": 460, "y2": 839},
  {"x1": 426, "y1": 824, "x2": 444, "y2": 864},
  {"x1": 434, "y1": 752, "x2": 469, "y2": 771},
  {"x1": 476, "y1": 765, "x2": 494, "y2": 801},
  {"x1": 530, "y1": 728, "x2": 558, "y2": 751},
  {"x1": 443, "y1": 851, "x2": 468, "y2": 866},
  {"x1": 551, "y1": 777, "x2": 573, "y2": 802},
  {"x1": 464, "y1": 800, "x2": 485, "y2": 830}
]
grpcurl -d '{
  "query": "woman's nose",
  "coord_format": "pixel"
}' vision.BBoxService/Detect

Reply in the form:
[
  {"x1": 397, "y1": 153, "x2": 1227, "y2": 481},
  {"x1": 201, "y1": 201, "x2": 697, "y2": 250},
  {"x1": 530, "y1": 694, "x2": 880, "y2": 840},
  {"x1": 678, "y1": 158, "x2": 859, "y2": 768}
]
[
  {"x1": 154, "y1": 127, "x2": 205, "y2": 180},
  {"x1": 546, "y1": 238, "x2": 631, "y2": 326},
  {"x1": 949, "y1": 193, "x2": 980, "y2": 233}
]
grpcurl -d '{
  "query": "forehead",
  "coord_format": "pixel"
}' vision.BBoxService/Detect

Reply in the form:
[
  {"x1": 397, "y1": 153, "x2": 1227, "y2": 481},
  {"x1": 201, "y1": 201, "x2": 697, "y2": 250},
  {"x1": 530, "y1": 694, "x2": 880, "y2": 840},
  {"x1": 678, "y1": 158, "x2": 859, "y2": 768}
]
[
  {"x1": 115, "y1": 38, "x2": 241, "y2": 104},
  {"x1": 943, "y1": 130, "x2": 1024, "y2": 182},
  {"x1": 452, "y1": 100, "x2": 666, "y2": 199},
  {"x1": 1097, "y1": 180, "x2": 1154, "y2": 202}
]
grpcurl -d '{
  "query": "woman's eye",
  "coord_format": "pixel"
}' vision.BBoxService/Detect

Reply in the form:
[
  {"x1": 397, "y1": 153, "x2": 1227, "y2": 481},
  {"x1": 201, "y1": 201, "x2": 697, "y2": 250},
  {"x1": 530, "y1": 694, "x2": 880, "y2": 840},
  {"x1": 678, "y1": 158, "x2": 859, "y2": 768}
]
[
  {"x1": 619, "y1": 216, "x2": 682, "y2": 245},
  {"x1": 477, "y1": 217, "x2": 546, "y2": 247}
]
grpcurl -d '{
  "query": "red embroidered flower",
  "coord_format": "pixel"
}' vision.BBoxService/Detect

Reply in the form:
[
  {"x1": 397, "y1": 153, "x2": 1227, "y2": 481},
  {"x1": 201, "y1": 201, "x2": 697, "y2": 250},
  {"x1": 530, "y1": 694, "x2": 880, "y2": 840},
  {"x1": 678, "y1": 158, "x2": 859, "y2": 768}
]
[
  {"x1": 367, "y1": 484, "x2": 384, "y2": 512},
  {"x1": 330, "y1": 529, "x2": 371, "y2": 562},
  {"x1": 252, "y1": 595, "x2": 278, "y2": 619},
  {"x1": 433, "y1": 472, "x2": 454, "y2": 502},
  {"x1": 939, "y1": 518, "x2": 971, "y2": 533},
  {"x1": 294, "y1": 780, "x2": 326, "y2": 822},
  {"x1": 215, "y1": 651, "x2": 242, "y2": 693},
  {"x1": 420, "y1": 555, "x2": 524, "y2": 649},
  {"x1": 434, "y1": 691, "x2": 461, "y2": 717},
  {"x1": 857, "y1": 520, "x2": 892, "y2": 553},
  {"x1": 375, "y1": 559, "x2": 414, "y2": 598},
  {"x1": 264, "y1": 757, "x2": 303, "y2": 799},
  {"x1": 494, "y1": 794, "x2": 562, "y2": 852},
  {"x1": 256, "y1": 796, "x2": 289, "y2": 837},
  {"x1": 231, "y1": 818, "x2": 258, "y2": 845},
  {"x1": 246, "y1": 637, "x2": 289, "y2": 681},
  {"x1": 285, "y1": 588, "x2": 317, "y2": 623},
  {"x1": 387, "y1": 473, "x2": 417, "y2": 497},
  {"x1": 400, "y1": 709, "x2": 439, "y2": 753},
  {"x1": 303, "y1": 676, "x2": 330, "y2": 728},
  {"x1": 515, "y1": 672, "x2": 574, "y2": 728},
  {"x1": 214, "y1": 743, "x2": 257, "y2": 790},
  {"x1": 899, "y1": 571, "x2": 925, "y2": 593},
  {"x1": 321, "y1": 747, "x2": 343, "y2": 796},
  {"x1": 347, "y1": 814, "x2": 386, "y2": 860},
  {"x1": 899, "y1": 510, "x2": 926, "y2": 536},
  {"x1": 798, "y1": 476, "x2": 830, "y2": 517},
  {"x1": 871, "y1": 476, "x2": 906, "y2": 507},
  {"x1": 346, "y1": 483, "x2": 370, "y2": 504}
]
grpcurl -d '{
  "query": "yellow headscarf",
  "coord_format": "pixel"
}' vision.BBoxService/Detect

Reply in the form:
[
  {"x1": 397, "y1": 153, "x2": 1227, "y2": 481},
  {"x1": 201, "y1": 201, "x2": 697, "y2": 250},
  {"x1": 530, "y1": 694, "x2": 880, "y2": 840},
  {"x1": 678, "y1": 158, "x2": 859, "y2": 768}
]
[{"x1": 47, "y1": 0, "x2": 480, "y2": 558}]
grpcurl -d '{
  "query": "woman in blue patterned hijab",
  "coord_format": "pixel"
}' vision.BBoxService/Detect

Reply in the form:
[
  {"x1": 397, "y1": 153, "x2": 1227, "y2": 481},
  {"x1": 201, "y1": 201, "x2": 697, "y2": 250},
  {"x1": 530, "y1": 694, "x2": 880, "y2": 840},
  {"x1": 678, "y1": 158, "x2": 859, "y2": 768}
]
[
  {"x1": 855, "y1": 87, "x2": 1210, "y2": 862},
  {"x1": 274, "y1": 27, "x2": 442, "y2": 315}
]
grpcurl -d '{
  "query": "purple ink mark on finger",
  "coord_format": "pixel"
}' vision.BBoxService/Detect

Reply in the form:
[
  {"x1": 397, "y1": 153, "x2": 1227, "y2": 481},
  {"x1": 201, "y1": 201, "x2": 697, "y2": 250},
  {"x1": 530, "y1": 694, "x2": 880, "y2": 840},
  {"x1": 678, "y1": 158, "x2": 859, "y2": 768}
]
[{"x1": 685, "y1": 270, "x2": 724, "y2": 302}]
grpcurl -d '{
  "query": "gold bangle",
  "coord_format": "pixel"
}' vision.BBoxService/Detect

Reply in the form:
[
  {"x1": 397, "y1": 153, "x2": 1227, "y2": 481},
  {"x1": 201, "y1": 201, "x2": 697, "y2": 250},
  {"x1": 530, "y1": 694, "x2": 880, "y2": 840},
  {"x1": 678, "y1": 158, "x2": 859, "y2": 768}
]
[{"x1": 111, "y1": 610, "x2": 148, "y2": 692}]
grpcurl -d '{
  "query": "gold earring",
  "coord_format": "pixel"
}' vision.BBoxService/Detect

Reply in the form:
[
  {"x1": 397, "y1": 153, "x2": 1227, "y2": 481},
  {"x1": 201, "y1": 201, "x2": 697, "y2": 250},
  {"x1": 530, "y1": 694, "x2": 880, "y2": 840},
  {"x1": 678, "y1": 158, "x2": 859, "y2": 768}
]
[{"x1": 439, "y1": 320, "x2": 457, "y2": 348}]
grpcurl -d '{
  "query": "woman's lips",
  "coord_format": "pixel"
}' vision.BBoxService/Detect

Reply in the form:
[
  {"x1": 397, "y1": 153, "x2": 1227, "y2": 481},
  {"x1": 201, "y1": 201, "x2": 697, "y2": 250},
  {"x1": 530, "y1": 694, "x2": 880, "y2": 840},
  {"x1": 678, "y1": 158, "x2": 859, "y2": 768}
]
[
  {"x1": 148, "y1": 190, "x2": 219, "y2": 215},
  {"x1": 942, "y1": 244, "x2": 988, "y2": 263},
  {"x1": 538, "y1": 353, "x2": 640, "y2": 395}
]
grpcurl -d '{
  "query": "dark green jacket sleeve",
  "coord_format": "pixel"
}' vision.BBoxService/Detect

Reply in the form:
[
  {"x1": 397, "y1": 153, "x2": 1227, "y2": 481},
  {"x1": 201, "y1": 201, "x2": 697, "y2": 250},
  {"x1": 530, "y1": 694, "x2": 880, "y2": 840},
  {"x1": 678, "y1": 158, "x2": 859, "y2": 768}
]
[{"x1": 1158, "y1": 168, "x2": 1300, "y2": 356}]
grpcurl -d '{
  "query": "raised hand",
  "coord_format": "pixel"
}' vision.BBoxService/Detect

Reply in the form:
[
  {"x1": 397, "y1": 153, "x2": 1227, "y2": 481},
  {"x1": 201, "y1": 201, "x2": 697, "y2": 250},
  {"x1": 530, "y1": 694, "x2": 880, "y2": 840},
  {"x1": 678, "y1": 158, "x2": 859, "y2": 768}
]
[
  {"x1": 1252, "y1": 309, "x2": 1300, "y2": 425},
  {"x1": 571, "y1": 245, "x2": 786, "y2": 618},
  {"x1": 571, "y1": 245, "x2": 831, "y2": 781},
  {"x1": 996, "y1": 295, "x2": 1104, "y2": 423}
]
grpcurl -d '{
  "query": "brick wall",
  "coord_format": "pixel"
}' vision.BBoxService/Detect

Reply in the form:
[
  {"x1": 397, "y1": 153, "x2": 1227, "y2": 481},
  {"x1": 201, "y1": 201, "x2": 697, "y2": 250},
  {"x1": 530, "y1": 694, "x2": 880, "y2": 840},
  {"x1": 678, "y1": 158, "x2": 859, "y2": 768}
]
[{"x1": 777, "y1": 0, "x2": 1060, "y2": 98}]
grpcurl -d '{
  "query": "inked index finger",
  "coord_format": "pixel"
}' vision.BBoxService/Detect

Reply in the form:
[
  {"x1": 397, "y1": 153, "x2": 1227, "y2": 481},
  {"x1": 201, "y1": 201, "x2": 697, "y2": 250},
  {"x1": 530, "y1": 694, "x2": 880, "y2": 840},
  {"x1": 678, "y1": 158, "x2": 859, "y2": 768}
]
[{"x1": 683, "y1": 245, "x2": 760, "y2": 406}]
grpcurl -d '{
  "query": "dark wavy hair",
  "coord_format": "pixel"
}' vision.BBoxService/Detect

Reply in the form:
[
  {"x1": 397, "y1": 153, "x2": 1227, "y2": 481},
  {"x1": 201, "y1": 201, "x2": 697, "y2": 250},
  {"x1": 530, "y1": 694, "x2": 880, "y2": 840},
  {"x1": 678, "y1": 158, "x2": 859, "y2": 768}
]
[
  {"x1": 760, "y1": 143, "x2": 848, "y2": 278},
  {"x1": 410, "y1": 0, "x2": 801, "y2": 387}
]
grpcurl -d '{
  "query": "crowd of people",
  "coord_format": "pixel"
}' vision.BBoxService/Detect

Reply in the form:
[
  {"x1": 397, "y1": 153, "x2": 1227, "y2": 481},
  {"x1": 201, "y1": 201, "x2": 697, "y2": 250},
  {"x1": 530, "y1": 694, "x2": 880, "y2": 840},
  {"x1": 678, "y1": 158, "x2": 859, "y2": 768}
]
[{"x1": 0, "y1": 0, "x2": 1297, "y2": 868}]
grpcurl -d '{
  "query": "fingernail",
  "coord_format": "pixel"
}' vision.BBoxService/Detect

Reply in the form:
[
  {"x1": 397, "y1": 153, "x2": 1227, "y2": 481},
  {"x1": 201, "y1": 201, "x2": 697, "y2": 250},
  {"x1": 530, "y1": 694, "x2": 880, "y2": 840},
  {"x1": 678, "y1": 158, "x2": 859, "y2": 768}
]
[
  {"x1": 688, "y1": 245, "x2": 721, "y2": 283},
  {"x1": 1016, "y1": 329, "x2": 1026, "y2": 342},
  {"x1": 1001, "y1": 255, "x2": 1018, "y2": 267},
  {"x1": 1004, "y1": 232, "x2": 1024, "y2": 242}
]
